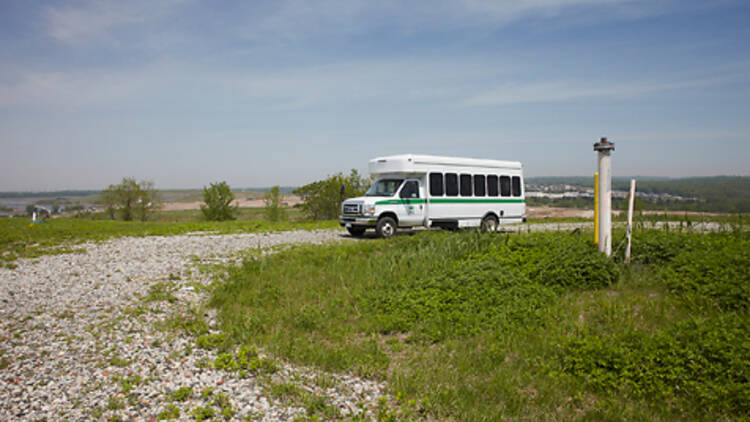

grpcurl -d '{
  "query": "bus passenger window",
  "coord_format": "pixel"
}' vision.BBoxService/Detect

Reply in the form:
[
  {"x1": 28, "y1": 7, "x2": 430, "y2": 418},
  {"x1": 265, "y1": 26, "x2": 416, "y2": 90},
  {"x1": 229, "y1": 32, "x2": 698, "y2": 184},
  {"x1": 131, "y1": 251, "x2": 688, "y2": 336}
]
[
  {"x1": 500, "y1": 176, "x2": 511, "y2": 197},
  {"x1": 460, "y1": 174, "x2": 472, "y2": 196},
  {"x1": 445, "y1": 173, "x2": 458, "y2": 196},
  {"x1": 474, "y1": 175, "x2": 486, "y2": 196},
  {"x1": 429, "y1": 173, "x2": 444, "y2": 196},
  {"x1": 487, "y1": 175, "x2": 498, "y2": 196},
  {"x1": 512, "y1": 176, "x2": 522, "y2": 197}
]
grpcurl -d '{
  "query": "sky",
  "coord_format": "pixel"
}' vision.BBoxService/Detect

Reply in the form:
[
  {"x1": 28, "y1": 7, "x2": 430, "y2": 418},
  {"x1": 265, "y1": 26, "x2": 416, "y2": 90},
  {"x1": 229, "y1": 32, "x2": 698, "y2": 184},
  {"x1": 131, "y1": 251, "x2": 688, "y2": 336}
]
[{"x1": 1, "y1": 0, "x2": 749, "y2": 191}]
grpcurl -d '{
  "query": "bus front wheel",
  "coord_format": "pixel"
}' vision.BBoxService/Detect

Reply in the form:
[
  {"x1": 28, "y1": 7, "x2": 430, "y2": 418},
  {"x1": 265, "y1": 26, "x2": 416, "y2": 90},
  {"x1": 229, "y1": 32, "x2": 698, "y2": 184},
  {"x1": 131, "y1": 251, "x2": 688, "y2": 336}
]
[{"x1": 376, "y1": 217, "x2": 397, "y2": 239}]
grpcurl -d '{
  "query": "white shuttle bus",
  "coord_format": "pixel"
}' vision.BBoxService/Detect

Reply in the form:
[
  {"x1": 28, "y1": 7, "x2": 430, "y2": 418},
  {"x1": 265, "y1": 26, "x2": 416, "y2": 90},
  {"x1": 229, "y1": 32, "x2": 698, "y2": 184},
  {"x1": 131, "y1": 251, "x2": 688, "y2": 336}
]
[{"x1": 339, "y1": 154, "x2": 525, "y2": 238}]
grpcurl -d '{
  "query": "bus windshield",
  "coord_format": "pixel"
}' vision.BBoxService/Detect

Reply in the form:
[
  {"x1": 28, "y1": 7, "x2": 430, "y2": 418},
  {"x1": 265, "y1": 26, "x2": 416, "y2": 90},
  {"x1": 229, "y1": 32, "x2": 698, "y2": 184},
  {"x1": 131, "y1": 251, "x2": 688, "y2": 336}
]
[{"x1": 365, "y1": 179, "x2": 404, "y2": 197}]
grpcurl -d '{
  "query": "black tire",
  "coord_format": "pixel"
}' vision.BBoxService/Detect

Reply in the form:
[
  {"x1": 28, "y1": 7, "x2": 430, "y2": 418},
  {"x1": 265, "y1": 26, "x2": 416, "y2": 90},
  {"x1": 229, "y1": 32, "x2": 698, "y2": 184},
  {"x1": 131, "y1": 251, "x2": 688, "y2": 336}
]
[
  {"x1": 480, "y1": 215, "x2": 499, "y2": 233},
  {"x1": 376, "y1": 217, "x2": 397, "y2": 239},
  {"x1": 347, "y1": 227, "x2": 366, "y2": 237}
]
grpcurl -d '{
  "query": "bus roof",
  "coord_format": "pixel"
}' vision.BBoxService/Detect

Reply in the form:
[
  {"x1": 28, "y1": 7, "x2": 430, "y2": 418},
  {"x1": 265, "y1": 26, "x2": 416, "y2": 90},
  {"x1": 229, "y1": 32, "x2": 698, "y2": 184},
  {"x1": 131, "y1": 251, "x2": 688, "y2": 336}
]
[{"x1": 369, "y1": 154, "x2": 522, "y2": 175}]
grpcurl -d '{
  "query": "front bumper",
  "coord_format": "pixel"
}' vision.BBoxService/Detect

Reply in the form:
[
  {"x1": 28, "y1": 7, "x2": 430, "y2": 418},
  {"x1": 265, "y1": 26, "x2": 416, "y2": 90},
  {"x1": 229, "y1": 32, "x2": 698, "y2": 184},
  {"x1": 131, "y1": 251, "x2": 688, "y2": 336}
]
[{"x1": 339, "y1": 215, "x2": 378, "y2": 227}]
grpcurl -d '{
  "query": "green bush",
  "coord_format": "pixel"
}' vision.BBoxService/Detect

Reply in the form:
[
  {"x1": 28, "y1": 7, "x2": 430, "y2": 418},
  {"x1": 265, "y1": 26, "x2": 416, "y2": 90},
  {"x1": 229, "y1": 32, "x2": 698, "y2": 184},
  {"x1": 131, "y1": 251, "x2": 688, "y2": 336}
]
[
  {"x1": 213, "y1": 345, "x2": 276, "y2": 374},
  {"x1": 661, "y1": 234, "x2": 750, "y2": 311},
  {"x1": 363, "y1": 259, "x2": 557, "y2": 342},
  {"x1": 263, "y1": 186, "x2": 287, "y2": 222},
  {"x1": 560, "y1": 312, "x2": 750, "y2": 416},
  {"x1": 362, "y1": 232, "x2": 616, "y2": 342},
  {"x1": 514, "y1": 234, "x2": 619, "y2": 289},
  {"x1": 196, "y1": 333, "x2": 227, "y2": 349},
  {"x1": 628, "y1": 229, "x2": 694, "y2": 265},
  {"x1": 293, "y1": 169, "x2": 370, "y2": 220},
  {"x1": 200, "y1": 181, "x2": 238, "y2": 221},
  {"x1": 99, "y1": 177, "x2": 160, "y2": 221}
]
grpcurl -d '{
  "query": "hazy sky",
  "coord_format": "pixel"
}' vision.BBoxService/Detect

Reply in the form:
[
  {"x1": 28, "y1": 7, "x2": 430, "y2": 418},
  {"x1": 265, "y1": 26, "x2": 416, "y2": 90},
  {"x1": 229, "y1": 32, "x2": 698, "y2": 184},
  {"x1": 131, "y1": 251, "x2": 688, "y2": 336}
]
[{"x1": 1, "y1": 0, "x2": 749, "y2": 191}]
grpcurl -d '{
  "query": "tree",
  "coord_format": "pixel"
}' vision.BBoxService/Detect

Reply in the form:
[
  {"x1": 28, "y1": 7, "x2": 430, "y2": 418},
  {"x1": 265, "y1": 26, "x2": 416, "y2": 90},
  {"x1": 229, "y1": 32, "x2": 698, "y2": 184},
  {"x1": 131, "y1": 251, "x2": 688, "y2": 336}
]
[
  {"x1": 263, "y1": 186, "x2": 287, "y2": 222},
  {"x1": 99, "y1": 178, "x2": 161, "y2": 221},
  {"x1": 294, "y1": 169, "x2": 370, "y2": 220},
  {"x1": 201, "y1": 181, "x2": 238, "y2": 221}
]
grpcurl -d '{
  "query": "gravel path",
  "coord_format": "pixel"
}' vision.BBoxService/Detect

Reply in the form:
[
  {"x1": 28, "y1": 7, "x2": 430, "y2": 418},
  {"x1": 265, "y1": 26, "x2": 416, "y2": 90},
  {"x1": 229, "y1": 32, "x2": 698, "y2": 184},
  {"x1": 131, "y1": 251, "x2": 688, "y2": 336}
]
[{"x1": 0, "y1": 229, "x2": 388, "y2": 421}]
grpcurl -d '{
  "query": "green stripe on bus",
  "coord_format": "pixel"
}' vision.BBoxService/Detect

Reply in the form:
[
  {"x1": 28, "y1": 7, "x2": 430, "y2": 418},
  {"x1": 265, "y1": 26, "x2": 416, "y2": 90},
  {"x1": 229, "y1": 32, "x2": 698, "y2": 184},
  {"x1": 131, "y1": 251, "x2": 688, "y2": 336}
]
[
  {"x1": 374, "y1": 198, "x2": 525, "y2": 205},
  {"x1": 374, "y1": 199, "x2": 427, "y2": 205},
  {"x1": 429, "y1": 198, "x2": 525, "y2": 204}
]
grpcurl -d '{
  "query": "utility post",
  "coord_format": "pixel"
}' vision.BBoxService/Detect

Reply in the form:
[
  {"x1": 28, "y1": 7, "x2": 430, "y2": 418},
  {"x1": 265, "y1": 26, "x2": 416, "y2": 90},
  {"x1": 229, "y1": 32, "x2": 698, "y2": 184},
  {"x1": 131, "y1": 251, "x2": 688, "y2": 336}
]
[{"x1": 594, "y1": 137, "x2": 615, "y2": 256}]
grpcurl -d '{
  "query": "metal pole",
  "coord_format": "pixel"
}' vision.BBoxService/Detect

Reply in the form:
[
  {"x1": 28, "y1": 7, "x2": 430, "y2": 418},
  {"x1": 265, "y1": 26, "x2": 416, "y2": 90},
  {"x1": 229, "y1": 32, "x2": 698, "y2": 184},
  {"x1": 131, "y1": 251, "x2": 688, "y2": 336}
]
[
  {"x1": 594, "y1": 172, "x2": 599, "y2": 245},
  {"x1": 594, "y1": 138, "x2": 615, "y2": 256},
  {"x1": 625, "y1": 179, "x2": 636, "y2": 264}
]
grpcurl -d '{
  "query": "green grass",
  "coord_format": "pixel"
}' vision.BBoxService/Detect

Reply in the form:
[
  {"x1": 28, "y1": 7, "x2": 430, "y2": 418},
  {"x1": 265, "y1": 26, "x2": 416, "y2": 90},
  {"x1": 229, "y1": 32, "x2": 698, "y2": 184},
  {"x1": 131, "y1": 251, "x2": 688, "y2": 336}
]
[
  {"x1": 0, "y1": 216, "x2": 337, "y2": 265},
  {"x1": 209, "y1": 228, "x2": 749, "y2": 421}
]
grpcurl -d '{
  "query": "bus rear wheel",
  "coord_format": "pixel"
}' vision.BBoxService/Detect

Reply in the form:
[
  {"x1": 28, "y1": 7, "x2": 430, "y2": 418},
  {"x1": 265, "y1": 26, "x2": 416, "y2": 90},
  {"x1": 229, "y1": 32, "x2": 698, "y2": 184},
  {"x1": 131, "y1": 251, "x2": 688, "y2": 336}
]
[
  {"x1": 481, "y1": 215, "x2": 498, "y2": 233},
  {"x1": 376, "y1": 217, "x2": 397, "y2": 239}
]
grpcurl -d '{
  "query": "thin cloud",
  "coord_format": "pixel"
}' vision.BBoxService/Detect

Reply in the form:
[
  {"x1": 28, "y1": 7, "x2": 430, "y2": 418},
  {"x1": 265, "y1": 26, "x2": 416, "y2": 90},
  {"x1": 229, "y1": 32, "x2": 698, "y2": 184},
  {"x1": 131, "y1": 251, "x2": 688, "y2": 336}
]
[
  {"x1": 43, "y1": 0, "x2": 185, "y2": 44},
  {"x1": 459, "y1": 75, "x2": 741, "y2": 106},
  {"x1": 2, "y1": 56, "x2": 743, "y2": 112},
  {"x1": 232, "y1": 0, "x2": 649, "y2": 41}
]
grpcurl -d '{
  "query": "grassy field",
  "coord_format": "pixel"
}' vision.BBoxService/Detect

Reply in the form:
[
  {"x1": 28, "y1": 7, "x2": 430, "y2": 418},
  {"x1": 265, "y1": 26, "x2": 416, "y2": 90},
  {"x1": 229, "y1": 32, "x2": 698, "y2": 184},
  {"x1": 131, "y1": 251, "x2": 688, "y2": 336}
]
[{"x1": 209, "y1": 227, "x2": 749, "y2": 421}]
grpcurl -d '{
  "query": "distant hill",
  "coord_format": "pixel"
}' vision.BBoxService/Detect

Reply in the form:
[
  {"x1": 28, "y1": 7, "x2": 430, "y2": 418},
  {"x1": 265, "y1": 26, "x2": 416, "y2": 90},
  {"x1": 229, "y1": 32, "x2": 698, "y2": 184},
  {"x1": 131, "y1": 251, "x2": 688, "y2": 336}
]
[
  {"x1": 0, "y1": 190, "x2": 100, "y2": 198},
  {"x1": 526, "y1": 176, "x2": 750, "y2": 213}
]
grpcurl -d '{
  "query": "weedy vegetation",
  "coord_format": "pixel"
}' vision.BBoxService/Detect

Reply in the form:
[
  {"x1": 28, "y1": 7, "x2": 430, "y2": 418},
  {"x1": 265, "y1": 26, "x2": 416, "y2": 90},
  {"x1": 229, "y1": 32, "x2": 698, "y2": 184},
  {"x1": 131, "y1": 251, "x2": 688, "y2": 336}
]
[
  {"x1": 168, "y1": 386, "x2": 193, "y2": 402},
  {"x1": 210, "y1": 227, "x2": 749, "y2": 421}
]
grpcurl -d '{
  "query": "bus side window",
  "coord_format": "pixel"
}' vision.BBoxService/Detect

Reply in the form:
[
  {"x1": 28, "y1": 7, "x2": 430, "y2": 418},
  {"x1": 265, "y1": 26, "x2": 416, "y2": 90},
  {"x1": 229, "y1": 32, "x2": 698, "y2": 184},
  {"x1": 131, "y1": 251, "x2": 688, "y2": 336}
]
[
  {"x1": 487, "y1": 175, "x2": 498, "y2": 196},
  {"x1": 512, "y1": 176, "x2": 522, "y2": 197},
  {"x1": 445, "y1": 173, "x2": 458, "y2": 196},
  {"x1": 460, "y1": 174, "x2": 472, "y2": 196},
  {"x1": 474, "y1": 175, "x2": 486, "y2": 196},
  {"x1": 429, "y1": 173, "x2": 444, "y2": 196},
  {"x1": 500, "y1": 176, "x2": 511, "y2": 197},
  {"x1": 400, "y1": 180, "x2": 419, "y2": 199}
]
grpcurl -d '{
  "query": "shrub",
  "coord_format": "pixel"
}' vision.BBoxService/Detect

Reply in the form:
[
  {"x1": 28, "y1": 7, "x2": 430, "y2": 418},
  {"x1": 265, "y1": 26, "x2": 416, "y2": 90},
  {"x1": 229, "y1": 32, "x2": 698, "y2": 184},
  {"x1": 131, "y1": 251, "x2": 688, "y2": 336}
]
[
  {"x1": 200, "y1": 181, "x2": 238, "y2": 221},
  {"x1": 560, "y1": 313, "x2": 750, "y2": 416},
  {"x1": 263, "y1": 186, "x2": 287, "y2": 222},
  {"x1": 363, "y1": 259, "x2": 557, "y2": 342},
  {"x1": 293, "y1": 169, "x2": 370, "y2": 220},
  {"x1": 627, "y1": 229, "x2": 695, "y2": 265},
  {"x1": 196, "y1": 333, "x2": 227, "y2": 349},
  {"x1": 213, "y1": 345, "x2": 276, "y2": 374},
  {"x1": 99, "y1": 177, "x2": 160, "y2": 221},
  {"x1": 361, "y1": 232, "x2": 616, "y2": 342},
  {"x1": 661, "y1": 233, "x2": 749, "y2": 311},
  {"x1": 515, "y1": 233, "x2": 619, "y2": 289}
]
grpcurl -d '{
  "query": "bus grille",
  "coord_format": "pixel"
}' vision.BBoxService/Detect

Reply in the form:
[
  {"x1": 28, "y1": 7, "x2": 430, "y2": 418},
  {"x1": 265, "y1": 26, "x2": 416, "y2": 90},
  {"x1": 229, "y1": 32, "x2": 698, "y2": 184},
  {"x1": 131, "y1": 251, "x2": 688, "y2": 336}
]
[{"x1": 343, "y1": 203, "x2": 360, "y2": 214}]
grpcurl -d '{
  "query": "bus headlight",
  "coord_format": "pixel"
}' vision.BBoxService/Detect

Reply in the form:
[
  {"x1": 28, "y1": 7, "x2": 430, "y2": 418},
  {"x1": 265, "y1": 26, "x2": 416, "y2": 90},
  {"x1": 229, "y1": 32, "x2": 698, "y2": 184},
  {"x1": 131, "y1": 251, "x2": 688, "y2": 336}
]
[{"x1": 364, "y1": 206, "x2": 375, "y2": 216}]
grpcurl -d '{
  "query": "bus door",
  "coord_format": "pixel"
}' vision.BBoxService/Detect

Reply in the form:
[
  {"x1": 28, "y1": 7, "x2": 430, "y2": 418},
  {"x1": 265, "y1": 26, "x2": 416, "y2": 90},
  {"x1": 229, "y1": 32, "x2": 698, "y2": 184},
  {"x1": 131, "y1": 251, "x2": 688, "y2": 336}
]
[{"x1": 398, "y1": 179, "x2": 424, "y2": 226}]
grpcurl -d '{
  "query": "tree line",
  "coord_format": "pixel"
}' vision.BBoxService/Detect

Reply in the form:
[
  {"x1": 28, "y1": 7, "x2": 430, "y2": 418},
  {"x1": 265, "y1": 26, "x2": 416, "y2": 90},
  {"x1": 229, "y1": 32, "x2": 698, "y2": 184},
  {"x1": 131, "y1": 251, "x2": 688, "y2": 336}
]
[{"x1": 97, "y1": 171, "x2": 370, "y2": 222}]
